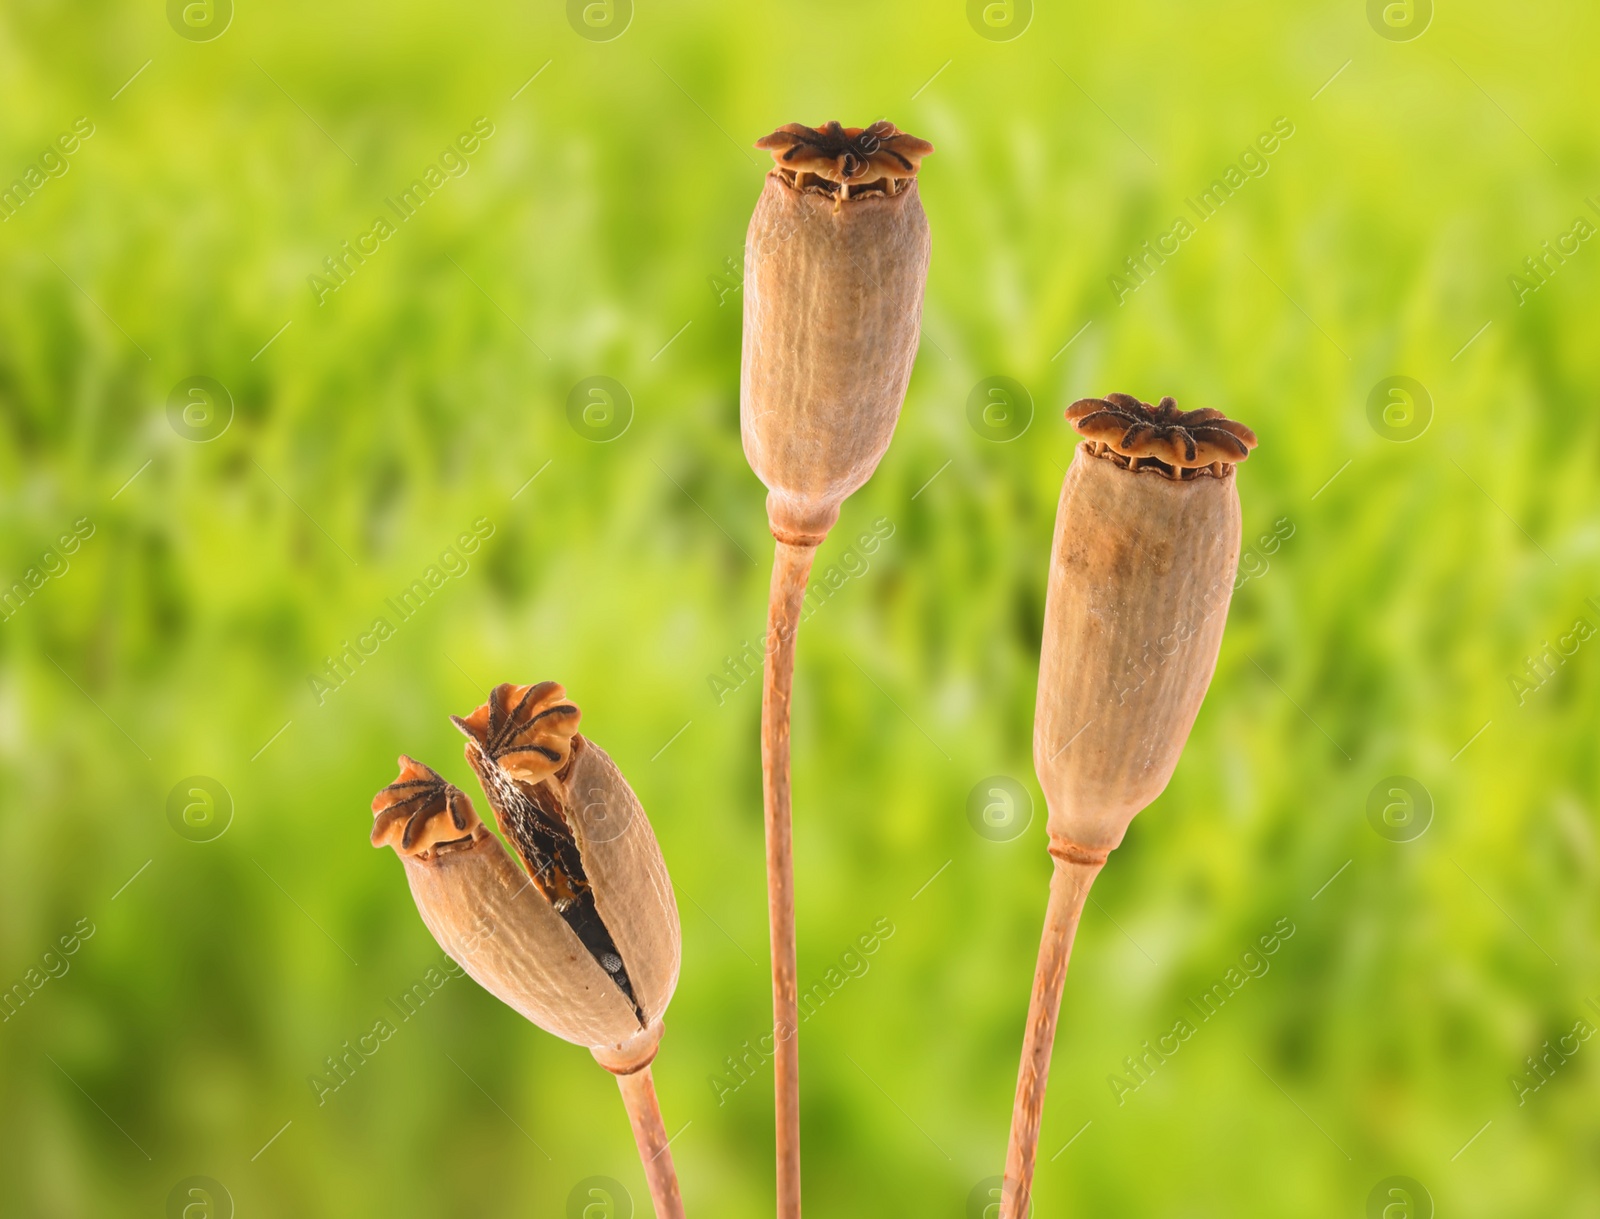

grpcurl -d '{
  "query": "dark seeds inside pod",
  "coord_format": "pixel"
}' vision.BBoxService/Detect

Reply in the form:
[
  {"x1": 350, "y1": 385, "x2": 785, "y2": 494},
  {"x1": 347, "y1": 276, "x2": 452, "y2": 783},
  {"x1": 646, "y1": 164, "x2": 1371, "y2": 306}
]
[{"x1": 471, "y1": 748, "x2": 647, "y2": 1026}]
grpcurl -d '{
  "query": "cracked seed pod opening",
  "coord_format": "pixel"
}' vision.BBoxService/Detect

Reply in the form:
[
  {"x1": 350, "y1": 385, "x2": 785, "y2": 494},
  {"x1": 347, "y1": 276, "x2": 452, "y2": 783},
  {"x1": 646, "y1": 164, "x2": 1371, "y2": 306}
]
[
  {"x1": 1033, "y1": 394, "x2": 1255, "y2": 854},
  {"x1": 741, "y1": 120, "x2": 933, "y2": 545},
  {"x1": 372, "y1": 683, "x2": 680, "y2": 1058}
]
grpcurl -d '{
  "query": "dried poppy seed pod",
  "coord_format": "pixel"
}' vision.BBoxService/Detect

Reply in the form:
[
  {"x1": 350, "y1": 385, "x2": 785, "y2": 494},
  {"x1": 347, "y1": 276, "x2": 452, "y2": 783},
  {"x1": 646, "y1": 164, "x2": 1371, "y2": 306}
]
[
  {"x1": 1001, "y1": 393, "x2": 1255, "y2": 1219},
  {"x1": 453, "y1": 683, "x2": 680, "y2": 1047},
  {"x1": 741, "y1": 119, "x2": 933, "y2": 544},
  {"x1": 372, "y1": 685, "x2": 680, "y2": 1061},
  {"x1": 374, "y1": 689, "x2": 686, "y2": 1218},
  {"x1": 740, "y1": 119, "x2": 933, "y2": 1219},
  {"x1": 1035, "y1": 393, "x2": 1256, "y2": 852}
]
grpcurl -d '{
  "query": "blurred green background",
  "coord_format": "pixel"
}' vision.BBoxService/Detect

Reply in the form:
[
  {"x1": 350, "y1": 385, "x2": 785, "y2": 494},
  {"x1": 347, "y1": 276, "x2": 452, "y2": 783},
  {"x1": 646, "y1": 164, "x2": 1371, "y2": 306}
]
[{"x1": 1, "y1": 0, "x2": 1596, "y2": 1215}]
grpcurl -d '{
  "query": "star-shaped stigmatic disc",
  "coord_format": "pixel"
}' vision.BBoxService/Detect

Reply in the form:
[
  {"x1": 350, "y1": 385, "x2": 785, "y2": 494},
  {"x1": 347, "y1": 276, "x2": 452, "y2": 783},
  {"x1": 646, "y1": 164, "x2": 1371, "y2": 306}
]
[
  {"x1": 371, "y1": 756, "x2": 484, "y2": 858},
  {"x1": 1067, "y1": 393, "x2": 1258, "y2": 479},
  {"x1": 756, "y1": 120, "x2": 934, "y2": 200},
  {"x1": 449, "y1": 681, "x2": 580, "y2": 787}
]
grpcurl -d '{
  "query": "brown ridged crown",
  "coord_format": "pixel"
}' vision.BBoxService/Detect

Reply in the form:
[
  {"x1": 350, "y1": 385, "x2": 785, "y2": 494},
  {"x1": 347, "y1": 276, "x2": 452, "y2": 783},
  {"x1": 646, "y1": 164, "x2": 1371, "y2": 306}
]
[
  {"x1": 449, "y1": 681, "x2": 580, "y2": 787},
  {"x1": 371, "y1": 757, "x2": 486, "y2": 858},
  {"x1": 1067, "y1": 394, "x2": 1257, "y2": 479},
  {"x1": 756, "y1": 120, "x2": 933, "y2": 201}
]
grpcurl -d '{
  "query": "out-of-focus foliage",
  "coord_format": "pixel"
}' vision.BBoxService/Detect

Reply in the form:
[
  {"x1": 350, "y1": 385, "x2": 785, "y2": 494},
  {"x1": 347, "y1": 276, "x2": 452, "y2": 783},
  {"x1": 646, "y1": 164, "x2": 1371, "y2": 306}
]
[{"x1": 0, "y1": 0, "x2": 1596, "y2": 1215}]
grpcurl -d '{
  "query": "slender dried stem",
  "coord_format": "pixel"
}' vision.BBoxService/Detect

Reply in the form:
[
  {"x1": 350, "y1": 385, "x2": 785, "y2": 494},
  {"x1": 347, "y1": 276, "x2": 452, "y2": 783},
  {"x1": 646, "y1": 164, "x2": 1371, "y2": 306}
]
[
  {"x1": 615, "y1": 1065, "x2": 686, "y2": 1219},
  {"x1": 1001, "y1": 853, "x2": 1103, "y2": 1219},
  {"x1": 762, "y1": 539, "x2": 816, "y2": 1219}
]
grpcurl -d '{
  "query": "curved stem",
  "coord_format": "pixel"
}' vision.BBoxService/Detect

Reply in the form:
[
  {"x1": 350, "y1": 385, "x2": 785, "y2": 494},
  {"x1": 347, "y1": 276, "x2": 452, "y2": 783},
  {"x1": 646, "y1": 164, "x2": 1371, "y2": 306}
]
[
  {"x1": 1001, "y1": 854, "x2": 1103, "y2": 1219},
  {"x1": 614, "y1": 1065, "x2": 686, "y2": 1219},
  {"x1": 762, "y1": 539, "x2": 816, "y2": 1219}
]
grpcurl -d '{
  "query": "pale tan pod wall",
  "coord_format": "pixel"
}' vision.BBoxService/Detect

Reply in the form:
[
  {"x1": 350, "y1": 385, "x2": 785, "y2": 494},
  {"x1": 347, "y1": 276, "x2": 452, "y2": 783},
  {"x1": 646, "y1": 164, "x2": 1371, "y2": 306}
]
[
  {"x1": 563, "y1": 738, "x2": 681, "y2": 1028},
  {"x1": 1033, "y1": 444, "x2": 1242, "y2": 852},
  {"x1": 740, "y1": 174, "x2": 931, "y2": 542},
  {"x1": 402, "y1": 737, "x2": 682, "y2": 1048},
  {"x1": 402, "y1": 832, "x2": 643, "y2": 1046}
]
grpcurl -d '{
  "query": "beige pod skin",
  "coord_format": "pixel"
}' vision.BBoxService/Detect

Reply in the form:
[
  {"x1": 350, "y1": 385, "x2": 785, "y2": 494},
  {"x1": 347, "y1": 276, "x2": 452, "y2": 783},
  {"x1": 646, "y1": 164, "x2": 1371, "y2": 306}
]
[
  {"x1": 401, "y1": 822, "x2": 646, "y2": 1047},
  {"x1": 375, "y1": 707, "x2": 689, "y2": 1219},
  {"x1": 376, "y1": 747, "x2": 680, "y2": 1058},
  {"x1": 1033, "y1": 445, "x2": 1243, "y2": 853},
  {"x1": 740, "y1": 170, "x2": 931, "y2": 544},
  {"x1": 549, "y1": 737, "x2": 682, "y2": 1044},
  {"x1": 739, "y1": 120, "x2": 933, "y2": 1219},
  {"x1": 1001, "y1": 394, "x2": 1254, "y2": 1219}
]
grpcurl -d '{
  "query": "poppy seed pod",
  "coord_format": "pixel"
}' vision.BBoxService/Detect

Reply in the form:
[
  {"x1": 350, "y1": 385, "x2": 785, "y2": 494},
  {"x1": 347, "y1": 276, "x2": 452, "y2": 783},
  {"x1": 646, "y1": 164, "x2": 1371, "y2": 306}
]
[
  {"x1": 1034, "y1": 394, "x2": 1256, "y2": 852},
  {"x1": 1001, "y1": 394, "x2": 1255, "y2": 1219},
  {"x1": 374, "y1": 682, "x2": 687, "y2": 1219},
  {"x1": 372, "y1": 683, "x2": 680, "y2": 1062},
  {"x1": 741, "y1": 120, "x2": 933, "y2": 544},
  {"x1": 740, "y1": 119, "x2": 933, "y2": 1219}
]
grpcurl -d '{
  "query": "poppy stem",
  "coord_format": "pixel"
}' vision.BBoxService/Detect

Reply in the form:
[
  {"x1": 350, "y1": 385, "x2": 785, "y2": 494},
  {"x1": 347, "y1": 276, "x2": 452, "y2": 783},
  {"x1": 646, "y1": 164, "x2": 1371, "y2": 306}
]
[
  {"x1": 614, "y1": 1064, "x2": 686, "y2": 1219},
  {"x1": 1001, "y1": 853, "x2": 1103, "y2": 1219},
  {"x1": 762, "y1": 539, "x2": 816, "y2": 1219}
]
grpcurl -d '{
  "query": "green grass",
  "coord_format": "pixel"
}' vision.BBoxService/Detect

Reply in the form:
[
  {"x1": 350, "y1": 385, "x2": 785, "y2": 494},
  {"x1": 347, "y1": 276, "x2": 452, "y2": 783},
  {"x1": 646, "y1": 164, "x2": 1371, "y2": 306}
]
[{"x1": 1, "y1": 1, "x2": 1597, "y2": 1215}]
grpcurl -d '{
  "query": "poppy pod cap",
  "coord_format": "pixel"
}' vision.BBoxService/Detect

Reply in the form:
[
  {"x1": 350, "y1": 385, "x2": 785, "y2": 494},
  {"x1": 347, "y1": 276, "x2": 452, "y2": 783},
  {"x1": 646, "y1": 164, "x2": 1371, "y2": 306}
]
[
  {"x1": 1034, "y1": 395, "x2": 1256, "y2": 855},
  {"x1": 372, "y1": 685, "x2": 681, "y2": 1063},
  {"x1": 741, "y1": 120, "x2": 933, "y2": 545}
]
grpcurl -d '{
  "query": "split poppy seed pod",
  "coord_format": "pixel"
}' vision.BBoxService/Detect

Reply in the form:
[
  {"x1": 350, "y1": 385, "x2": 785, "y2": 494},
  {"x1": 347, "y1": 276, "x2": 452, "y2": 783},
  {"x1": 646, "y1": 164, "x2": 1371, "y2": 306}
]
[
  {"x1": 741, "y1": 120, "x2": 933, "y2": 544},
  {"x1": 372, "y1": 682, "x2": 680, "y2": 1067},
  {"x1": 1033, "y1": 393, "x2": 1257, "y2": 855}
]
